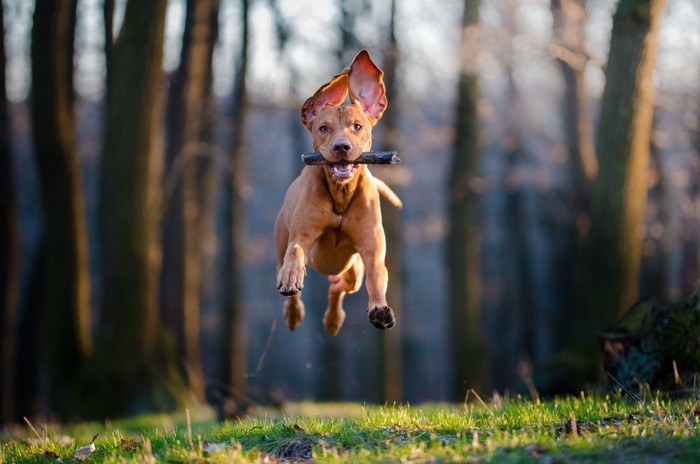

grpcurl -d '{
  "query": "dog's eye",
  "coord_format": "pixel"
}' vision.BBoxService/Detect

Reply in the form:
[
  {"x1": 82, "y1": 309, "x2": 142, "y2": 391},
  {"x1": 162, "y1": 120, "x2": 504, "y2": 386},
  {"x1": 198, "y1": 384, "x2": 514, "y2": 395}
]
[
  {"x1": 319, "y1": 125, "x2": 329, "y2": 133},
  {"x1": 353, "y1": 123, "x2": 363, "y2": 131}
]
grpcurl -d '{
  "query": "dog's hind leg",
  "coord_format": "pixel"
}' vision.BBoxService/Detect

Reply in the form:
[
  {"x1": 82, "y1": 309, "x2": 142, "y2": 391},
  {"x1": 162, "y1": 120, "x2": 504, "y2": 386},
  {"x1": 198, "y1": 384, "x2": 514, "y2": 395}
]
[
  {"x1": 323, "y1": 255, "x2": 364, "y2": 336},
  {"x1": 283, "y1": 292, "x2": 305, "y2": 330}
]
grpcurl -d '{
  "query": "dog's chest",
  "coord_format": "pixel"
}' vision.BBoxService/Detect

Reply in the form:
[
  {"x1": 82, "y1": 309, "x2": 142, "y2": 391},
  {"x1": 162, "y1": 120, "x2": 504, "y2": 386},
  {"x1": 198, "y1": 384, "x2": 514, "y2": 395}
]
[{"x1": 308, "y1": 227, "x2": 357, "y2": 275}]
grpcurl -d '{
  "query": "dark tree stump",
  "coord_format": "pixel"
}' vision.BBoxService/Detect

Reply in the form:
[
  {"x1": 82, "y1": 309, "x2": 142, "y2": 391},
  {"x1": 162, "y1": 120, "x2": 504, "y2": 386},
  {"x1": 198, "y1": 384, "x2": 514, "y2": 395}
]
[{"x1": 599, "y1": 289, "x2": 700, "y2": 394}]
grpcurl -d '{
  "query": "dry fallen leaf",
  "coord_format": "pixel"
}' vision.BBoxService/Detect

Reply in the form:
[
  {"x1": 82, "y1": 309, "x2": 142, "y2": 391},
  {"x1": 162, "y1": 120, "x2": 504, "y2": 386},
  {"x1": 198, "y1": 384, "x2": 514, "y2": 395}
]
[
  {"x1": 42, "y1": 450, "x2": 60, "y2": 460},
  {"x1": 73, "y1": 442, "x2": 96, "y2": 460},
  {"x1": 119, "y1": 438, "x2": 141, "y2": 452},
  {"x1": 74, "y1": 433, "x2": 99, "y2": 460},
  {"x1": 202, "y1": 441, "x2": 228, "y2": 453}
]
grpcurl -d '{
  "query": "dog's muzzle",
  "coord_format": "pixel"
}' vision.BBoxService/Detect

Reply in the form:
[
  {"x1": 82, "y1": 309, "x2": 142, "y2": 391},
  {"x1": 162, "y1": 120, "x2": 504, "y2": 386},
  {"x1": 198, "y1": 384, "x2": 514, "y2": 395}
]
[{"x1": 327, "y1": 163, "x2": 359, "y2": 181}]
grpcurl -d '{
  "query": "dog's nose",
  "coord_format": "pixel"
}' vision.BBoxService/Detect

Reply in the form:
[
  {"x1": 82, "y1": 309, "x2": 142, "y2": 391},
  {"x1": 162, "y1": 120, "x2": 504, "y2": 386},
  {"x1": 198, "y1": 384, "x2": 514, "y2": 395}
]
[{"x1": 332, "y1": 140, "x2": 352, "y2": 156}]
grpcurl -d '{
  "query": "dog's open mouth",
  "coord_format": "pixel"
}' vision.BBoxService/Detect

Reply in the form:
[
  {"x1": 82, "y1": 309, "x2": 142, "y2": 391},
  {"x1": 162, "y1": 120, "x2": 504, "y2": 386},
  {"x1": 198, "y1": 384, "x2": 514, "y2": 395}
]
[{"x1": 327, "y1": 164, "x2": 359, "y2": 181}]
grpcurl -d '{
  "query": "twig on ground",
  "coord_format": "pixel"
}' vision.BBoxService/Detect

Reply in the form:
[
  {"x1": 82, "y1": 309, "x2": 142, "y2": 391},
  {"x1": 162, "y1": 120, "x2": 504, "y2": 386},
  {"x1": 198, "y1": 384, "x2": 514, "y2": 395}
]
[
  {"x1": 23, "y1": 416, "x2": 43, "y2": 443},
  {"x1": 186, "y1": 408, "x2": 194, "y2": 450},
  {"x1": 606, "y1": 372, "x2": 644, "y2": 403},
  {"x1": 469, "y1": 389, "x2": 494, "y2": 416},
  {"x1": 248, "y1": 319, "x2": 277, "y2": 378}
]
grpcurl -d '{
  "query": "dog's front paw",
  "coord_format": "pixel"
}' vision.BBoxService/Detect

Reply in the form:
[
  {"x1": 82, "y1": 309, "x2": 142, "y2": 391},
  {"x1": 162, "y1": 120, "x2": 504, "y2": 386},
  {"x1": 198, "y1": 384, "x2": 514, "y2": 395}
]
[
  {"x1": 278, "y1": 284, "x2": 301, "y2": 296},
  {"x1": 368, "y1": 306, "x2": 396, "y2": 330},
  {"x1": 277, "y1": 263, "x2": 305, "y2": 296}
]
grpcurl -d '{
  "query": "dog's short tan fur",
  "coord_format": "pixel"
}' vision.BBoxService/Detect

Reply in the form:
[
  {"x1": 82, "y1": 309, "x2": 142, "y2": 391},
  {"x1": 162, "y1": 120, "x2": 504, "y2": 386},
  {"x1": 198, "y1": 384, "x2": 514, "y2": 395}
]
[{"x1": 274, "y1": 50, "x2": 400, "y2": 336}]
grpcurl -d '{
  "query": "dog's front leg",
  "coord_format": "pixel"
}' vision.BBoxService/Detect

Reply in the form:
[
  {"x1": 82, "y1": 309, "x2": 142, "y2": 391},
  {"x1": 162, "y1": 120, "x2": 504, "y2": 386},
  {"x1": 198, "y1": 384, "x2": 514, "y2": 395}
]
[
  {"x1": 277, "y1": 231, "x2": 319, "y2": 296},
  {"x1": 277, "y1": 199, "x2": 341, "y2": 297},
  {"x1": 356, "y1": 227, "x2": 396, "y2": 330}
]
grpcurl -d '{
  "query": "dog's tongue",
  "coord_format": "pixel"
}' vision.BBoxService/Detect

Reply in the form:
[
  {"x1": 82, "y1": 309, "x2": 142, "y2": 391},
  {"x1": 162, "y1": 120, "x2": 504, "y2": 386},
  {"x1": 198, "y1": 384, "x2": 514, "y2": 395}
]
[{"x1": 328, "y1": 164, "x2": 358, "y2": 181}]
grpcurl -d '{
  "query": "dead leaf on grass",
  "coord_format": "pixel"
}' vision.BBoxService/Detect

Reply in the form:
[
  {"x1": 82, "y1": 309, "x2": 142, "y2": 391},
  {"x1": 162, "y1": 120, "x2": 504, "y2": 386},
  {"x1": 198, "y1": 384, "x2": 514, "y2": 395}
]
[
  {"x1": 74, "y1": 433, "x2": 99, "y2": 460},
  {"x1": 42, "y1": 450, "x2": 61, "y2": 460},
  {"x1": 73, "y1": 442, "x2": 96, "y2": 460},
  {"x1": 202, "y1": 441, "x2": 228, "y2": 453},
  {"x1": 273, "y1": 437, "x2": 314, "y2": 461},
  {"x1": 555, "y1": 417, "x2": 596, "y2": 437},
  {"x1": 119, "y1": 438, "x2": 140, "y2": 452}
]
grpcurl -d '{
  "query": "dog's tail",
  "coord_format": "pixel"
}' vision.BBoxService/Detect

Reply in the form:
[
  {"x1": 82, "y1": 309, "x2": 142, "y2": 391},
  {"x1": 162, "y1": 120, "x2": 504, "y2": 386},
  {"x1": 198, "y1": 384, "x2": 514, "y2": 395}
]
[{"x1": 373, "y1": 177, "x2": 403, "y2": 209}]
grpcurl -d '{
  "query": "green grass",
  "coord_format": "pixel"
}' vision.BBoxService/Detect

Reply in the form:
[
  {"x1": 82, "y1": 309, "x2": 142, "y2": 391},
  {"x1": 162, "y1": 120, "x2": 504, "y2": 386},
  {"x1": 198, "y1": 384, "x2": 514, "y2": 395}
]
[{"x1": 1, "y1": 393, "x2": 699, "y2": 462}]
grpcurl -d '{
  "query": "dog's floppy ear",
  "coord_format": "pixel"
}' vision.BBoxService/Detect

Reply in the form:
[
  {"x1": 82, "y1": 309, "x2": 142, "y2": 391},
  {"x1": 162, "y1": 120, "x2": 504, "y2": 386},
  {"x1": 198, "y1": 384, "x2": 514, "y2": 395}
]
[
  {"x1": 300, "y1": 73, "x2": 348, "y2": 129},
  {"x1": 348, "y1": 49, "x2": 387, "y2": 125}
]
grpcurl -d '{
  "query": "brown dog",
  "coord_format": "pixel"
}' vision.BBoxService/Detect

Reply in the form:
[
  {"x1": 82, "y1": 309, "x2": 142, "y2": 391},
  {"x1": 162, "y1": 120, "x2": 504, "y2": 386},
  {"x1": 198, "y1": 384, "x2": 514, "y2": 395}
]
[{"x1": 274, "y1": 49, "x2": 402, "y2": 336}]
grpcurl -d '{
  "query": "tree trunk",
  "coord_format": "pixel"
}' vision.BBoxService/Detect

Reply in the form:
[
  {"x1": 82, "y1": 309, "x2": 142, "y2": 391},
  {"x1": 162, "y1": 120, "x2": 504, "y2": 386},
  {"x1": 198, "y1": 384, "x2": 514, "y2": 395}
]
[
  {"x1": 14, "y1": 245, "x2": 44, "y2": 420},
  {"x1": 683, "y1": 115, "x2": 700, "y2": 297},
  {"x1": 220, "y1": 0, "x2": 249, "y2": 415},
  {"x1": 103, "y1": 0, "x2": 115, "y2": 88},
  {"x1": 196, "y1": 0, "x2": 222, "y2": 403},
  {"x1": 30, "y1": 0, "x2": 91, "y2": 415},
  {"x1": 161, "y1": 0, "x2": 218, "y2": 405},
  {"x1": 643, "y1": 139, "x2": 672, "y2": 300},
  {"x1": 94, "y1": 0, "x2": 168, "y2": 416},
  {"x1": 551, "y1": 0, "x2": 596, "y2": 186},
  {"x1": 579, "y1": 0, "x2": 665, "y2": 374},
  {"x1": 378, "y1": 0, "x2": 403, "y2": 404},
  {"x1": 447, "y1": 0, "x2": 485, "y2": 399},
  {"x1": 550, "y1": 0, "x2": 595, "y2": 378},
  {"x1": 0, "y1": 0, "x2": 20, "y2": 424},
  {"x1": 336, "y1": 0, "x2": 368, "y2": 65}
]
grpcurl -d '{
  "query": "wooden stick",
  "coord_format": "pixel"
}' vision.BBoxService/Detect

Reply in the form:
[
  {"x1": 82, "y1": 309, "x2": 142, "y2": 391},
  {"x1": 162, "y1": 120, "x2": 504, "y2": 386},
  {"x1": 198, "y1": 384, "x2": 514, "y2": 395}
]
[{"x1": 301, "y1": 151, "x2": 401, "y2": 165}]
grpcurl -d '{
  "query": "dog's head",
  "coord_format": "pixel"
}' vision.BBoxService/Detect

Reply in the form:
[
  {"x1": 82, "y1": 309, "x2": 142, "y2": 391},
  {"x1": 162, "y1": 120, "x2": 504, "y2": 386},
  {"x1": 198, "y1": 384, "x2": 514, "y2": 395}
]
[{"x1": 300, "y1": 50, "x2": 387, "y2": 183}]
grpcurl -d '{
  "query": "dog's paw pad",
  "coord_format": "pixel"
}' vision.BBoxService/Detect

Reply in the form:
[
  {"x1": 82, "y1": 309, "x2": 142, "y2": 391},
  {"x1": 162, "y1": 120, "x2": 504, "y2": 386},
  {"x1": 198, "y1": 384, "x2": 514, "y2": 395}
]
[
  {"x1": 368, "y1": 306, "x2": 396, "y2": 330},
  {"x1": 278, "y1": 284, "x2": 301, "y2": 296}
]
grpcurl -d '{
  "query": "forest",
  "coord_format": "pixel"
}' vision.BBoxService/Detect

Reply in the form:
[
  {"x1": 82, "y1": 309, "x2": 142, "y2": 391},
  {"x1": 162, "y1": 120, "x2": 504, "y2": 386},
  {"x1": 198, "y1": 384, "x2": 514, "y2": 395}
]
[{"x1": 0, "y1": 0, "x2": 699, "y2": 423}]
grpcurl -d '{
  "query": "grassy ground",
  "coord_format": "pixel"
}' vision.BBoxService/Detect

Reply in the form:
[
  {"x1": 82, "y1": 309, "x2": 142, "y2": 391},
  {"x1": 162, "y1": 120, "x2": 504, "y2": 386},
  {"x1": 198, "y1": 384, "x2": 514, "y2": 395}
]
[{"x1": 1, "y1": 392, "x2": 699, "y2": 462}]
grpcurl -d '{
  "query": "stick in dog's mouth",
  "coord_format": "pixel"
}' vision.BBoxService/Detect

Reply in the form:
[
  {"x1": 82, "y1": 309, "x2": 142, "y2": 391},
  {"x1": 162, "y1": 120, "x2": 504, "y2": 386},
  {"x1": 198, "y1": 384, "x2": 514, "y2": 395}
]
[{"x1": 301, "y1": 151, "x2": 401, "y2": 165}]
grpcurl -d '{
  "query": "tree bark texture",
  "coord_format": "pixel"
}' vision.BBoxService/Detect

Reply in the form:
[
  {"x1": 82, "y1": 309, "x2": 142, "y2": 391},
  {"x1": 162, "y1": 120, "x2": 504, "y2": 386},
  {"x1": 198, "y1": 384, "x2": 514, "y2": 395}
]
[
  {"x1": 95, "y1": 0, "x2": 167, "y2": 415},
  {"x1": 378, "y1": 0, "x2": 403, "y2": 404},
  {"x1": 447, "y1": 0, "x2": 485, "y2": 398},
  {"x1": 580, "y1": 0, "x2": 665, "y2": 361},
  {"x1": 220, "y1": 0, "x2": 249, "y2": 412},
  {"x1": 551, "y1": 0, "x2": 596, "y2": 185},
  {"x1": 161, "y1": 0, "x2": 218, "y2": 404},
  {"x1": 103, "y1": 0, "x2": 115, "y2": 87},
  {"x1": 0, "y1": 0, "x2": 20, "y2": 424},
  {"x1": 550, "y1": 0, "x2": 595, "y2": 371},
  {"x1": 30, "y1": 0, "x2": 91, "y2": 414}
]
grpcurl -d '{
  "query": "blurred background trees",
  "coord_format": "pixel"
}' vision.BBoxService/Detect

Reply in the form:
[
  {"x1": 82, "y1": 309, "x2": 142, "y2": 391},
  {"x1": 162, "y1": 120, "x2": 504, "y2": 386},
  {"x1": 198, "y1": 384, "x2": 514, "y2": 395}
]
[
  {"x1": 579, "y1": 0, "x2": 666, "y2": 379},
  {"x1": 0, "y1": 0, "x2": 18, "y2": 424},
  {"x1": 161, "y1": 0, "x2": 219, "y2": 406},
  {"x1": 92, "y1": 0, "x2": 168, "y2": 417},
  {"x1": 448, "y1": 0, "x2": 485, "y2": 399},
  {"x1": 30, "y1": 0, "x2": 93, "y2": 417},
  {"x1": 220, "y1": 0, "x2": 249, "y2": 416},
  {"x1": 0, "y1": 0, "x2": 698, "y2": 422}
]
